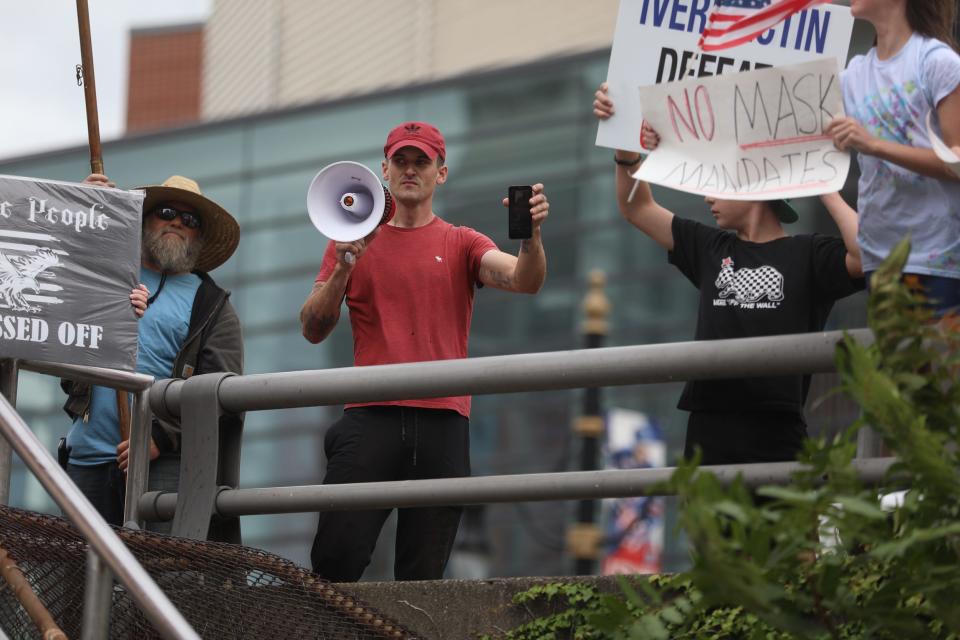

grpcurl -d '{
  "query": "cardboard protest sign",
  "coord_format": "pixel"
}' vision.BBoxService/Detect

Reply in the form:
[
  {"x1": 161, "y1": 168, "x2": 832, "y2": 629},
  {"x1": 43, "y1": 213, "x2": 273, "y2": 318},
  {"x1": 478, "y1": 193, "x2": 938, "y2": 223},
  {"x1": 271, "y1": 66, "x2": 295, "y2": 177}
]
[
  {"x1": 0, "y1": 175, "x2": 143, "y2": 371},
  {"x1": 927, "y1": 112, "x2": 960, "y2": 178},
  {"x1": 597, "y1": 0, "x2": 853, "y2": 151},
  {"x1": 633, "y1": 58, "x2": 849, "y2": 200}
]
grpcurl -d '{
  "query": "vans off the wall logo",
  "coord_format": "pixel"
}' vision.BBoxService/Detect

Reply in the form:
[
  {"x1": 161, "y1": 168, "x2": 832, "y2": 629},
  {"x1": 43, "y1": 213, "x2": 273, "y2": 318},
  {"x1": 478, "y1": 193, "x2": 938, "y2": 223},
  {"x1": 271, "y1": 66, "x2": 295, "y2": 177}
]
[
  {"x1": 0, "y1": 175, "x2": 143, "y2": 371},
  {"x1": 713, "y1": 257, "x2": 784, "y2": 309}
]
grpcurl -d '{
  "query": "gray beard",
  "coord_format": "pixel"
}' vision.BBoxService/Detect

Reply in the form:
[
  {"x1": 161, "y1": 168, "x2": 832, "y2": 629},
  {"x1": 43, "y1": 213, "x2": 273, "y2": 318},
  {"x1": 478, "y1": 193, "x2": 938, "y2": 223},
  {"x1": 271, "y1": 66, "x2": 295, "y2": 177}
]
[{"x1": 143, "y1": 228, "x2": 203, "y2": 273}]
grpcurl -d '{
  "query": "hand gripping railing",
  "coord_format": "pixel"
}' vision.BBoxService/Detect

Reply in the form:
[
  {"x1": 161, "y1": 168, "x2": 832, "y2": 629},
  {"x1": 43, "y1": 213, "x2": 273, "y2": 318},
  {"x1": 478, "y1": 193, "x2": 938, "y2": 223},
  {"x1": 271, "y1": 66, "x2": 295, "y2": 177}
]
[
  {"x1": 142, "y1": 329, "x2": 877, "y2": 531},
  {"x1": 0, "y1": 362, "x2": 198, "y2": 640}
]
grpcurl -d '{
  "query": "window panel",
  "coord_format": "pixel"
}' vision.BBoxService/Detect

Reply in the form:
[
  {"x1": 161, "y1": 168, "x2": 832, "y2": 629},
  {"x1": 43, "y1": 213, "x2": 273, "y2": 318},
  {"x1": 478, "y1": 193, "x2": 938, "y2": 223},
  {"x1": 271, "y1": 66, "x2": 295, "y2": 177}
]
[
  {"x1": 104, "y1": 128, "x2": 246, "y2": 187},
  {"x1": 250, "y1": 101, "x2": 406, "y2": 171},
  {"x1": 242, "y1": 328, "x2": 341, "y2": 375},
  {"x1": 234, "y1": 222, "x2": 326, "y2": 277}
]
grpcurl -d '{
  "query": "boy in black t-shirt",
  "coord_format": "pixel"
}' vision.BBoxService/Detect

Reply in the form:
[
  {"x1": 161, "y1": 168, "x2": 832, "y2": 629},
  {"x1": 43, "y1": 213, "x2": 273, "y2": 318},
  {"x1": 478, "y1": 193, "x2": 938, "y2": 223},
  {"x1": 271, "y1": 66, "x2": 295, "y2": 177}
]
[{"x1": 594, "y1": 84, "x2": 865, "y2": 465}]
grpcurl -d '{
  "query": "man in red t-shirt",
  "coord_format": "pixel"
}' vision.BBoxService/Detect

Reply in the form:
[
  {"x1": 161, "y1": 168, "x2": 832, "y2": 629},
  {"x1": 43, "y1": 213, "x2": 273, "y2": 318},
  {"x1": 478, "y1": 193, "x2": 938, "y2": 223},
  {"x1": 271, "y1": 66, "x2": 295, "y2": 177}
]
[{"x1": 300, "y1": 121, "x2": 550, "y2": 581}]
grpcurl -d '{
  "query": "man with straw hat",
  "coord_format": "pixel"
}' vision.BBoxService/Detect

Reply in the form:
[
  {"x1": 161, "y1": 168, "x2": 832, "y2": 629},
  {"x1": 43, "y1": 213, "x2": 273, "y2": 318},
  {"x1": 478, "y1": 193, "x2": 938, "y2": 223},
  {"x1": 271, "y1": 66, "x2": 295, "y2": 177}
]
[{"x1": 60, "y1": 173, "x2": 243, "y2": 538}]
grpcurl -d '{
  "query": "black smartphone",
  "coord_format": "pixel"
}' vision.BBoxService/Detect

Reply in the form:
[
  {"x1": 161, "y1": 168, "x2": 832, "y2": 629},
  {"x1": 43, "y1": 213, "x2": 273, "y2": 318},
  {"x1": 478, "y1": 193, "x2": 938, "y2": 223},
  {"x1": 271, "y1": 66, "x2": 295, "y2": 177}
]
[{"x1": 508, "y1": 185, "x2": 533, "y2": 239}]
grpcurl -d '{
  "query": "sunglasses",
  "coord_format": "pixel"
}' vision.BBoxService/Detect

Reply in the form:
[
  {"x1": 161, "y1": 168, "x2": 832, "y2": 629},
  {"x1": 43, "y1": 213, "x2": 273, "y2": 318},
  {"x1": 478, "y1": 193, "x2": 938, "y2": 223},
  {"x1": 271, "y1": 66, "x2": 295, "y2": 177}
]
[{"x1": 152, "y1": 206, "x2": 202, "y2": 229}]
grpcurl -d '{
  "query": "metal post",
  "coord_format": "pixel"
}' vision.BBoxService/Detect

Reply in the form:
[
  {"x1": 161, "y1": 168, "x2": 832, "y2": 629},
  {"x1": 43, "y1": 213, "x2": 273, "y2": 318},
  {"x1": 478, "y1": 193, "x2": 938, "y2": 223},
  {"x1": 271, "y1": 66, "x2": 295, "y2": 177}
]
[
  {"x1": 171, "y1": 373, "x2": 234, "y2": 541},
  {"x1": 123, "y1": 389, "x2": 153, "y2": 528},
  {"x1": 82, "y1": 549, "x2": 112, "y2": 639},
  {"x1": 856, "y1": 426, "x2": 885, "y2": 459},
  {"x1": 567, "y1": 271, "x2": 610, "y2": 575},
  {"x1": 0, "y1": 359, "x2": 19, "y2": 505}
]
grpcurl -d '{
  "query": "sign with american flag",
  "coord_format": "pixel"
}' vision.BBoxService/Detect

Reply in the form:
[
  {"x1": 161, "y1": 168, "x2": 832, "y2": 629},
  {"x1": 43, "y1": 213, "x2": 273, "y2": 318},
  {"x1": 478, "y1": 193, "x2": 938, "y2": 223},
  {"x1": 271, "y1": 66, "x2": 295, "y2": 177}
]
[
  {"x1": 596, "y1": 0, "x2": 852, "y2": 153},
  {"x1": 700, "y1": 0, "x2": 831, "y2": 51},
  {"x1": 0, "y1": 175, "x2": 142, "y2": 371}
]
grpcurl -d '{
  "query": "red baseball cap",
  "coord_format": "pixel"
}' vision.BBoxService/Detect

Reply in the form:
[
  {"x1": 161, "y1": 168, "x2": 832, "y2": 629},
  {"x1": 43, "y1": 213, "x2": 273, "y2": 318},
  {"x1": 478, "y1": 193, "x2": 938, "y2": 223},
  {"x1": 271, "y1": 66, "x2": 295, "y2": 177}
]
[{"x1": 384, "y1": 121, "x2": 446, "y2": 160}]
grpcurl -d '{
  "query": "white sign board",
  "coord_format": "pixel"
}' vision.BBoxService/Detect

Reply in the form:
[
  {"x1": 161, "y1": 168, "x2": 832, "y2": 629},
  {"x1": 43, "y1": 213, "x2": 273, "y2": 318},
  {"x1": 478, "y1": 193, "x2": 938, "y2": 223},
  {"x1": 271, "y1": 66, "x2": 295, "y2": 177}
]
[
  {"x1": 633, "y1": 58, "x2": 849, "y2": 200},
  {"x1": 597, "y1": 0, "x2": 854, "y2": 152}
]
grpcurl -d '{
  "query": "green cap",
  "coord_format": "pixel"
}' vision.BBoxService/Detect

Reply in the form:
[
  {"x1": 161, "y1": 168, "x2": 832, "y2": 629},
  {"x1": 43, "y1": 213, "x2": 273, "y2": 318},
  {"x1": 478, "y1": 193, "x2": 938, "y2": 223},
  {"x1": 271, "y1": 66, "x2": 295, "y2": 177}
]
[{"x1": 770, "y1": 199, "x2": 799, "y2": 224}]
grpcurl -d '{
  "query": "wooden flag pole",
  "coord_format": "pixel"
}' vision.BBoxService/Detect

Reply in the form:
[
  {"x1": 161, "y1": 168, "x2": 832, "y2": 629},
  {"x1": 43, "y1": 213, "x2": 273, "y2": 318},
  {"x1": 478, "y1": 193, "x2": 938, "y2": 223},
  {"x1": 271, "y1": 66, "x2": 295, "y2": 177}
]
[
  {"x1": 75, "y1": 0, "x2": 104, "y2": 175},
  {"x1": 76, "y1": 0, "x2": 132, "y2": 441}
]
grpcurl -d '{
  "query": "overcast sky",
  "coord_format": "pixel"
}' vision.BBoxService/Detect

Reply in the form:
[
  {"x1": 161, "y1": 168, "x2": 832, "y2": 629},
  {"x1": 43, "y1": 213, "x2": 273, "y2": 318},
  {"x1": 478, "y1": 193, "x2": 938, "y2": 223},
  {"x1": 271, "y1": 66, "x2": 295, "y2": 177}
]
[{"x1": 0, "y1": 0, "x2": 211, "y2": 162}]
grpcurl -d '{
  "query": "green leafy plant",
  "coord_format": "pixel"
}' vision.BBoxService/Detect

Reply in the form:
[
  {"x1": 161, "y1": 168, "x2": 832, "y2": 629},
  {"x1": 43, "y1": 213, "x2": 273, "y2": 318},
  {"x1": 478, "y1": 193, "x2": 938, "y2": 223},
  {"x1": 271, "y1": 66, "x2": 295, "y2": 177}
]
[
  {"x1": 480, "y1": 582, "x2": 609, "y2": 640},
  {"x1": 492, "y1": 237, "x2": 960, "y2": 639}
]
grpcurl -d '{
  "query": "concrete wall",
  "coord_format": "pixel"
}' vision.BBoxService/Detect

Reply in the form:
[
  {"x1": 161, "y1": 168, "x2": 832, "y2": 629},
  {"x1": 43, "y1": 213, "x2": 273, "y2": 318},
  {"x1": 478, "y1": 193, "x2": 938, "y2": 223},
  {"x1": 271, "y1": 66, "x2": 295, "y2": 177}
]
[
  {"x1": 342, "y1": 575, "x2": 636, "y2": 639},
  {"x1": 202, "y1": 0, "x2": 619, "y2": 119}
]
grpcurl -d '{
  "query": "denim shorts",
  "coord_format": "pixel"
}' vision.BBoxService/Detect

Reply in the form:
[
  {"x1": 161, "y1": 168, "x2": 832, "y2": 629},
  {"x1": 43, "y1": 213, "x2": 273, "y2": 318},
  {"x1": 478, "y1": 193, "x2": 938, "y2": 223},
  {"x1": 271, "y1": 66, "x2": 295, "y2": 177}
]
[{"x1": 866, "y1": 272, "x2": 960, "y2": 317}]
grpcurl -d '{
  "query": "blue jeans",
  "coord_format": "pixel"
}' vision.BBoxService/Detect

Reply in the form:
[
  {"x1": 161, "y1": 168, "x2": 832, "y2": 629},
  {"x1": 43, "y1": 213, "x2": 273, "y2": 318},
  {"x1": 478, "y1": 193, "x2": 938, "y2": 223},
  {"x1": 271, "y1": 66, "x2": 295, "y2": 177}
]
[
  {"x1": 65, "y1": 455, "x2": 180, "y2": 531},
  {"x1": 866, "y1": 272, "x2": 960, "y2": 317}
]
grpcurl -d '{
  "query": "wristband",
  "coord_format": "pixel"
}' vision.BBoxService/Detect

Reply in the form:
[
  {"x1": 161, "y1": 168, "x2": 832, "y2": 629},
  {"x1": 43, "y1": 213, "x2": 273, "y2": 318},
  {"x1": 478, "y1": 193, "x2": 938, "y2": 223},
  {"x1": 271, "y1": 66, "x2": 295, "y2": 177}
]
[{"x1": 613, "y1": 154, "x2": 642, "y2": 167}]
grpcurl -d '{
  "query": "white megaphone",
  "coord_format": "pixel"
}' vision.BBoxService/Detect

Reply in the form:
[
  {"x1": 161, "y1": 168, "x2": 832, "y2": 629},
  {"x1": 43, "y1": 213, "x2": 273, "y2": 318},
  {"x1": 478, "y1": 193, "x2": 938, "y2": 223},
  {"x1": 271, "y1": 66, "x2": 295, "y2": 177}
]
[{"x1": 306, "y1": 161, "x2": 396, "y2": 243}]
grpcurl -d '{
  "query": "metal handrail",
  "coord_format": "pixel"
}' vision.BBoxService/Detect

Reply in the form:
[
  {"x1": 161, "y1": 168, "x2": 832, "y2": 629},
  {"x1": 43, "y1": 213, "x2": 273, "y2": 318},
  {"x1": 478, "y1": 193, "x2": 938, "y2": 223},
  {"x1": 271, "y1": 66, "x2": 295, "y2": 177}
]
[
  {"x1": 151, "y1": 329, "x2": 873, "y2": 417},
  {"x1": 0, "y1": 393, "x2": 198, "y2": 640},
  {"x1": 139, "y1": 457, "x2": 896, "y2": 521},
  {"x1": 17, "y1": 359, "x2": 153, "y2": 391},
  {"x1": 141, "y1": 328, "x2": 881, "y2": 529}
]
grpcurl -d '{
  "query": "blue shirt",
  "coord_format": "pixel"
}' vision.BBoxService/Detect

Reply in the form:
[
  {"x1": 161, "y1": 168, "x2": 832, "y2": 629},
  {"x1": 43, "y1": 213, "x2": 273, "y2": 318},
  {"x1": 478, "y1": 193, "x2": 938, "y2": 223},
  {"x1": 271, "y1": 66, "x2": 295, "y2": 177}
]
[{"x1": 67, "y1": 267, "x2": 201, "y2": 465}]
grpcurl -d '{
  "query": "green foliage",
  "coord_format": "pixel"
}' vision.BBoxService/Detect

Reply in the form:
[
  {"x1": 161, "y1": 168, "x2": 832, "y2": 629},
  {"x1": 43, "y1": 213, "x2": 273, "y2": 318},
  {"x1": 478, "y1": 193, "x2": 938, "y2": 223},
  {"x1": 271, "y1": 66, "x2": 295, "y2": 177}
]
[
  {"x1": 492, "y1": 238, "x2": 960, "y2": 639},
  {"x1": 478, "y1": 581, "x2": 610, "y2": 639}
]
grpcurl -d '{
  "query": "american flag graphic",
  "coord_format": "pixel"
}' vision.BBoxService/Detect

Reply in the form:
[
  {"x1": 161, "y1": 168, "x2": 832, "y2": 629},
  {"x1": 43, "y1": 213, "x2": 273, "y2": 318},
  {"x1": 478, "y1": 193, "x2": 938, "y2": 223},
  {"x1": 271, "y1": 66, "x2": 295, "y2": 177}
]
[{"x1": 699, "y1": 0, "x2": 830, "y2": 51}]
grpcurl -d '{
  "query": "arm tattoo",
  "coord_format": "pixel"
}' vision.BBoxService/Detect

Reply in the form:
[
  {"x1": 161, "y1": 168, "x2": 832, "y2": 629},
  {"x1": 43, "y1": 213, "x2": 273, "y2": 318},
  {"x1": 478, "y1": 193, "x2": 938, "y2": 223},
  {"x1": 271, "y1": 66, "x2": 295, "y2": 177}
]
[
  {"x1": 481, "y1": 267, "x2": 514, "y2": 289},
  {"x1": 305, "y1": 313, "x2": 338, "y2": 337}
]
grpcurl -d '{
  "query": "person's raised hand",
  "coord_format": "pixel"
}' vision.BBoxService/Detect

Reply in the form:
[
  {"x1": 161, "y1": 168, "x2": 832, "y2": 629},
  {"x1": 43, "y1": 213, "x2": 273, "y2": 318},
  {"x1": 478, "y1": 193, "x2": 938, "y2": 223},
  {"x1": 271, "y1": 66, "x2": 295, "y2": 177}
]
[
  {"x1": 83, "y1": 174, "x2": 116, "y2": 188},
  {"x1": 130, "y1": 284, "x2": 149, "y2": 318},
  {"x1": 501, "y1": 184, "x2": 550, "y2": 231},
  {"x1": 640, "y1": 121, "x2": 661, "y2": 151},
  {"x1": 335, "y1": 227, "x2": 379, "y2": 267},
  {"x1": 826, "y1": 117, "x2": 878, "y2": 155},
  {"x1": 529, "y1": 183, "x2": 549, "y2": 231},
  {"x1": 593, "y1": 82, "x2": 615, "y2": 121}
]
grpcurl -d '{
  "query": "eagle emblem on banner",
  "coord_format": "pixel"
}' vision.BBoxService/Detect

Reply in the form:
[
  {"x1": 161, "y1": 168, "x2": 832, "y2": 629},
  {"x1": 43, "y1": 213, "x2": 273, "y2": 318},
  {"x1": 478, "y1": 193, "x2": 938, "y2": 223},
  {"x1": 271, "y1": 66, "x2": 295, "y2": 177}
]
[{"x1": 0, "y1": 247, "x2": 63, "y2": 313}]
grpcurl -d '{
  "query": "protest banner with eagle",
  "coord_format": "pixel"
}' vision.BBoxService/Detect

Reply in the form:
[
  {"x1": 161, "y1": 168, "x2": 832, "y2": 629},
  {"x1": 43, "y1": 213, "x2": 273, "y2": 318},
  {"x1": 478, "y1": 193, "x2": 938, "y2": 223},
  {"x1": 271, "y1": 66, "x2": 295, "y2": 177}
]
[{"x1": 0, "y1": 176, "x2": 142, "y2": 371}]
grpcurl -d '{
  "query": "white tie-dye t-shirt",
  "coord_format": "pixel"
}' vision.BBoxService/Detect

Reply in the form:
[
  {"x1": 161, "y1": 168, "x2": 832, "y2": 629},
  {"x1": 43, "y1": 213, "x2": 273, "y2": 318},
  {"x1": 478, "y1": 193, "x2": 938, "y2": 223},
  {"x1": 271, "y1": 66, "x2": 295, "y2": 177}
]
[{"x1": 842, "y1": 34, "x2": 960, "y2": 276}]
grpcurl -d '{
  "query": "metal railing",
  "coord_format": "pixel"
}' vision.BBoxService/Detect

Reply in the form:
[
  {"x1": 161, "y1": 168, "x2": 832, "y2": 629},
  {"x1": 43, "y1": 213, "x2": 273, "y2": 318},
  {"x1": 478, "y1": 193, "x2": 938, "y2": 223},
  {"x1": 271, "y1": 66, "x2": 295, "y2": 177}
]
[
  {"x1": 0, "y1": 328, "x2": 880, "y2": 638},
  {"x1": 140, "y1": 457, "x2": 895, "y2": 522},
  {"x1": 140, "y1": 329, "x2": 879, "y2": 533},
  {"x1": 0, "y1": 359, "x2": 198, "y2": 640},
  {"x1": 12, "y1": 359, "x2": 157, "y2": 525}
]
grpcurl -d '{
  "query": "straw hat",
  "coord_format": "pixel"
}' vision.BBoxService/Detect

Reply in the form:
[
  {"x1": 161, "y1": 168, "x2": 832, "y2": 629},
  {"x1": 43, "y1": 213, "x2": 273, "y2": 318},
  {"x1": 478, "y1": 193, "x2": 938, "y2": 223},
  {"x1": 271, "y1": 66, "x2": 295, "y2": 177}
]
[{"x1": 137, "y1": 176, "x2": 240, "y2": 273}]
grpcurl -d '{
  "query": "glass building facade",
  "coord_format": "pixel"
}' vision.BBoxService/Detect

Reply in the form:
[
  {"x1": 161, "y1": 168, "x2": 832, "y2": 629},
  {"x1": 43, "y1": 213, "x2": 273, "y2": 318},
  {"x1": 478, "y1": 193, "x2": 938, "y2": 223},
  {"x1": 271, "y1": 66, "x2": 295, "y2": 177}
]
[{"x1": 0, "y1": 48, "x2": 866, "y2": 578}]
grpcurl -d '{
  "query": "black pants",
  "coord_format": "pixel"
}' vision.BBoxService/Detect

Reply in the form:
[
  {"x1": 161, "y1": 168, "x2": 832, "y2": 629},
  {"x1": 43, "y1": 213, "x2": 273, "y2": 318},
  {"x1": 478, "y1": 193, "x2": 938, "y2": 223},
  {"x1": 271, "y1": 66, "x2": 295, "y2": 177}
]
[
  {"x1": 310, "y1": 406, "x2": 470, "y2": 582},
  {"x1": 683, "y1": 410, "x2": 807, "y2": 465},
  {"x1": 66, "y1": 462, "x2": 126, "y2": 526}
]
